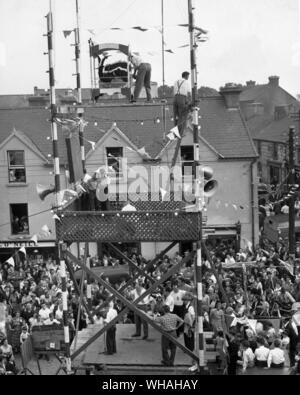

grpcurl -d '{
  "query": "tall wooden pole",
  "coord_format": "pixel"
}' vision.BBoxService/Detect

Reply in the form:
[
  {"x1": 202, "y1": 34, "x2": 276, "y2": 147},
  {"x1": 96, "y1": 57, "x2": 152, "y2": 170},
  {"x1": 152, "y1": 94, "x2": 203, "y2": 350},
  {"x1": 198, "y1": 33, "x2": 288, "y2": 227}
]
[
  {"x1": 288, "y1": 126, "x2": 296, "y2": 262},
  {"x1": 188, "y1": 0, "x2": 205, "y2": 373},
  {"x1": 75, "y1": 0, "x2": 86, "y2": 173},
  {"x1": 46, "y1": 0, "x2": 71, "y2": 374}
]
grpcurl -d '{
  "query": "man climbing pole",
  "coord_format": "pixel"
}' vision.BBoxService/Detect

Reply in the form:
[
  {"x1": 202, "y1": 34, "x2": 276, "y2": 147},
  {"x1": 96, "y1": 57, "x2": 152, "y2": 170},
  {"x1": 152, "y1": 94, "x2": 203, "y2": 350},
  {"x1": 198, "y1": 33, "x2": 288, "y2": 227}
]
[{"x1": 173, "y1": 71, "x2": 192, "y2": 134}]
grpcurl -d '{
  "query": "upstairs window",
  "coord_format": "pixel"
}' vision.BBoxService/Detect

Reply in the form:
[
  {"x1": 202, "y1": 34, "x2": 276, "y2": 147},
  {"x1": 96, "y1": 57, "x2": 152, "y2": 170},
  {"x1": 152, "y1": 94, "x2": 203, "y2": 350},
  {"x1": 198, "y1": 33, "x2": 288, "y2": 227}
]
[
  {"x1": 181, "y1": 146, "x2": 194, "y2": 178},
  {"x1": 7, "y1": 150, "x2": 26, "y2": 183},
  {"x1": 106, "y1": 147, "x2": 123, "y2": 178},
  {"x1": 10, "y1": 204, "x2": 29, "y2": 235}
]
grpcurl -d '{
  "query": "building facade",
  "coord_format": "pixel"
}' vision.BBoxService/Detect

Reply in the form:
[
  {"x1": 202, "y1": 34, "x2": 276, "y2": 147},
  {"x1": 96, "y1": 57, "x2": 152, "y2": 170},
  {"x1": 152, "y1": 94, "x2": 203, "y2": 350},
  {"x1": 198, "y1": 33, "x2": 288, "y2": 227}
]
[{"x1": 0, "y1": 87, "x2": 258, "y2": 262}]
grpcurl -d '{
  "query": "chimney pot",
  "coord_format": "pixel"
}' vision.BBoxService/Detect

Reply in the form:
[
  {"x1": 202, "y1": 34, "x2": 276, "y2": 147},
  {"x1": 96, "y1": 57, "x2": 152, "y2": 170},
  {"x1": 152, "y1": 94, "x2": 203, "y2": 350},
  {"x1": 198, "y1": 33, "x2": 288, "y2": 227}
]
[
  {"x1": 219, "y1": 83, "x2": 243, "y2": 109},
  {"x1": 268, "y1": 75, "x2": 279, "y2": 87},
  {"x1": 246, "y1": 80, "x2": 256, "y2": 87}
]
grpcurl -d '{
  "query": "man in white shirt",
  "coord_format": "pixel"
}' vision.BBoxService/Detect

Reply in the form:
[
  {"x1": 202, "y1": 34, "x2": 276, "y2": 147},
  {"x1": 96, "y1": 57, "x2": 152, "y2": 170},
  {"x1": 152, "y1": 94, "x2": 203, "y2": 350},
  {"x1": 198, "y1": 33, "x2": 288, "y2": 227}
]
[
  {"x1": 281, "y1": 204, "x2": 289, "y2": 214},
  {"x1": 254, "y1": 337, "x2": 269, "y2": 367},
  {"x1": 130, "y1": 53, "x2": 152, "y2": 102},
  {"x1": 164, "y1": 287, "x2": 174, "y2": 313},
  {"x1": 104, "y1": 301, "x2": 118, "y2": 355},
  {"x1": 38, "y1": 304, "x2": 51, "y2": 323},
  {"x1": 173, "y1": 71, "x2": 191, "y2": 135},
  {"x1": 267, "y1": 339, "x2": 285, "y2": 368},
  {"x1": 130, "y1": 281, "x2": 151, "y2": 339},
  {"x1": 170, "y1": 281, "x2": 186, "y2": 336}
]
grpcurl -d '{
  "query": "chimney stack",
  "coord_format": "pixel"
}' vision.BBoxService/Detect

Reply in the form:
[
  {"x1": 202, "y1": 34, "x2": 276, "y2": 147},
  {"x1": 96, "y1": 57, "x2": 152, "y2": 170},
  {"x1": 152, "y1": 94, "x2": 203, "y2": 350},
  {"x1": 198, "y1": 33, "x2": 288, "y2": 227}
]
[
  {"x1": 268, "y1": 75, "x2": 279, "y2": 87},
  {"x1": 246, "y1": 80, "x2": 256, "y2": 87},
  {"x1": 219, "y1": 83, "x2": 243, "y2": 109}
]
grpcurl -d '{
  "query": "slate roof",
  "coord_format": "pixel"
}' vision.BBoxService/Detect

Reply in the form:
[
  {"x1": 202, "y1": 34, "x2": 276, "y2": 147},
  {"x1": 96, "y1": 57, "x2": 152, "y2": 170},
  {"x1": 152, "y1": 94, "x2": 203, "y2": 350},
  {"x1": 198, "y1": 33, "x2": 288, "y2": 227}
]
[
  {"x1": 250, "y1": 116, "x2": 300, "y2": 143},
  {"x1": 0, "y1": 97, "x2": 257, "y2": 164}
]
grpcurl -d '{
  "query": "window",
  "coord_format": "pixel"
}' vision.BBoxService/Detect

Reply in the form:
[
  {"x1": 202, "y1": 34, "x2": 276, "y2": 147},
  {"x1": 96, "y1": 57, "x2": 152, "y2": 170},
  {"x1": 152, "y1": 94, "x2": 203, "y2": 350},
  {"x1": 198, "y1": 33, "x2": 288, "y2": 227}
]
[
  {"x1": 7, "y1": 150, "x2": 26, "y2": 183},
  {"x1": 180, "y1": 146, "x2": 194, "y2": 178},
  {"x1": 10, "y1": 204, "x2": 29, "y2": 235},
  {"x1": 272, "y1": 143, "x2": 278, "y2": 161},
  {"x1": 106, "y1": 147, "x2": 123, "y2": 178}
]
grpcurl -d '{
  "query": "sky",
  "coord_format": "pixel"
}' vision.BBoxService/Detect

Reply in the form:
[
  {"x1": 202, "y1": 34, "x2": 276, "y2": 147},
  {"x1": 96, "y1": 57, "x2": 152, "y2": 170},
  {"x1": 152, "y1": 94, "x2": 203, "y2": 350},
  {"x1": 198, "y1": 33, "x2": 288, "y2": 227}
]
[{"x1": 0, "y1": 0, "x2": 300, "y2": 96}]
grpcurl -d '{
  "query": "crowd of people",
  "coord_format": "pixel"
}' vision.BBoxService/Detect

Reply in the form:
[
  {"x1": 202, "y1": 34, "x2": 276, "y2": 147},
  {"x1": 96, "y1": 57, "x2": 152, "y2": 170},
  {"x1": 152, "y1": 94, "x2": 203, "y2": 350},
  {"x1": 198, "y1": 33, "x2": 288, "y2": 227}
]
[{"x1": 0, "y1": 238, "x2": 300, "y2": 375}]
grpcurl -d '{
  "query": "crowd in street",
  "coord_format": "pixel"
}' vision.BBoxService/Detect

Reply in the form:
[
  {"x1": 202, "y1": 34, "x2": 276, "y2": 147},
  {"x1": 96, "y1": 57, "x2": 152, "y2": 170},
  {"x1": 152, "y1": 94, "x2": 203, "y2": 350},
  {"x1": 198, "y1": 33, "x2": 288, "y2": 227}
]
[{"x1": 0, "y1": 239, "x2": 300, "y2": 375}]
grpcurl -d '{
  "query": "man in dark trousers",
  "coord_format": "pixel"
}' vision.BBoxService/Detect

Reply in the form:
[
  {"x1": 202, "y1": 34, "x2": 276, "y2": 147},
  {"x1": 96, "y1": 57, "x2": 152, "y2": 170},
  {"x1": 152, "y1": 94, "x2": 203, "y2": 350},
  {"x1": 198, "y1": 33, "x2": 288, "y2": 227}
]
[
  {"x1": 104, "y1": 301, "x2": 118, "y2": 355},
  {"x1": 154, "y1": 305, "x2": 184, "y2": 366},
  {"x1": 173, "y1": 71, "x2": 191, "y2": 135},
  {"x1": 130, "y1": 53, "x2": 152, "y2": 103}
]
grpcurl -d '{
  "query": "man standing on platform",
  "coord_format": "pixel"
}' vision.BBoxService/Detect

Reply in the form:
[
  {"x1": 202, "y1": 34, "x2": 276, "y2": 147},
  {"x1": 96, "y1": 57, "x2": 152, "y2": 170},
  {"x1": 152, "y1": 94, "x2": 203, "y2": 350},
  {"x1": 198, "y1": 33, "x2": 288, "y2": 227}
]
[
  {"x1": 173, "y1": 71, "x2": 191, "y2": 134},
  {"x1": 154, "y1": 305, "x2": 184, "y2": 366},
  {"x1": 130, "y1": 53, "x2": 152, "y2": 103},
  {"x1": 130, "y1": 280, "x2": 151, "y2": 340},
  {"x1": 104, "y1": 301, "x2": 118, "y2": 355}
]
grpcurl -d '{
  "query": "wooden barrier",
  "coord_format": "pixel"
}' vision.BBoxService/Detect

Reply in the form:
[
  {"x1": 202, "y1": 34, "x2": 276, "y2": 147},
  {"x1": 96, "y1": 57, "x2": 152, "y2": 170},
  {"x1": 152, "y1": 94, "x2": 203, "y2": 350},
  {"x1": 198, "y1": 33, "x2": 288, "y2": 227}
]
[{"x1": 31, "y1": 325, "x2": 66, "y2": 352}]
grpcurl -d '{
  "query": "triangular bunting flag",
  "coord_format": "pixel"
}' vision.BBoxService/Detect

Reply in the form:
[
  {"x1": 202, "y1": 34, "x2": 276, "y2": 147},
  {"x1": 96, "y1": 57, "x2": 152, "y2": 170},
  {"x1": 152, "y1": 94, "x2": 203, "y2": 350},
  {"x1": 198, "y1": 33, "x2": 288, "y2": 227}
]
[
  {"x1": 110, "y1": 27, "x2": 122, "y2": 30},
  {"x1": 165, "y1": 49, "x2": 175, "y2": 54},
  {"x1": 170, "y1": 126, "x2": 181, "y2": 139},
  {"x1": 41, "y1": 225, "x2": 51, "y2": 235},
  {"x1": 87, "y1": 29, "x2": 95, "y2": 36},
  {"x1": 53, "y1": 214, "x2": 61, "y2": 222},
  {"x1": 88, "y1": 140, "x2": 96, "y2": 150},
  {"x1": 83, "y1": 173, "x2": 92, "y2": 183},
  {"x1": 6, "y1": 257, "x2": 15, "y2": 267},
  {"x1": 132, "y1": 26, "x2": 148, "y2": 32},
  {"x1": 19, "y1": 247, "x2": 26, "y2": 256},
  {"x1": 137, "y1": 147, "x2": 150, "y2": 158},
  {"x1": 232, "y1": 204, "x2": 238, "y2": 211},
  {"x1": 63, "y1": 30, "x2": 73, "y2": 38},
  {"x1": 167, "y1": 132, "x2": 175, "y2": 141},
  {"x1": 30, "y1": 235, "x2": 38, "y2": 245},
  {"x1": 160, "y1": 188, "x2": 167, "y2": 201}
]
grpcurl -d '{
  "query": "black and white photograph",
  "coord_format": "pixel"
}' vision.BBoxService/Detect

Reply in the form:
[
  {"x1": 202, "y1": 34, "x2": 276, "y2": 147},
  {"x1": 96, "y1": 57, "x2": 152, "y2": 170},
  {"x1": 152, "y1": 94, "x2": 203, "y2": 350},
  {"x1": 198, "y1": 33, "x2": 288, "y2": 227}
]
[{"x1": 0, "y1": 0, "x2": 300, "y2": 380}]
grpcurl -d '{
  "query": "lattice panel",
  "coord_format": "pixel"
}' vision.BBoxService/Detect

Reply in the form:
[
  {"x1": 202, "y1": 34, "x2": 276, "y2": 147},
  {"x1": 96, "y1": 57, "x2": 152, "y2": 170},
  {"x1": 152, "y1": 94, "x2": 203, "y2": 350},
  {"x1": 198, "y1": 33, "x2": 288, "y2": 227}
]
[{"x1": 56, "y1": 211, "x2": 201, "y2": 242}]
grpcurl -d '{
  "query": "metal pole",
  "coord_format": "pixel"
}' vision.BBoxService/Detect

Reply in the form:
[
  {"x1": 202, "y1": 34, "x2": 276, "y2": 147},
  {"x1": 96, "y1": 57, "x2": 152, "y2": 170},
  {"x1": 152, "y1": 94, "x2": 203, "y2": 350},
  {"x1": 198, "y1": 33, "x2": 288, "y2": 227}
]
[
  {"x1": 46, "y1": 0, "x2": 71, "y2": 374},
  {"x1": 188, "y1": 0, "x2": 205, "y2": 373},
  {"x1": 288, "y1": 126, "x2": 296, "y2": 261}
]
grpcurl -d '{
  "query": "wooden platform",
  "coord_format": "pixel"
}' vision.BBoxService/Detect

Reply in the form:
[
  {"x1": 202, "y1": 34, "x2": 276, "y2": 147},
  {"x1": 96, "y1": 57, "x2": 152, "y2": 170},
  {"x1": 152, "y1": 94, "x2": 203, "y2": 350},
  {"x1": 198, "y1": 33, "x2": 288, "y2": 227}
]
[{"x1": 71, "y1": 324, "x2": 217, "y2": 370}]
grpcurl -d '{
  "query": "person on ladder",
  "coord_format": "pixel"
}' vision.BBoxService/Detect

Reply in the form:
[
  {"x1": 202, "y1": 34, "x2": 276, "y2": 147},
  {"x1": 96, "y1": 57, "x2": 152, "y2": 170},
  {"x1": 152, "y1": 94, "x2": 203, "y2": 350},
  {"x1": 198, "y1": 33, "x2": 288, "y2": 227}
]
[{"x1": 173, "y1": 71, "x2": 192, "y2": 135}]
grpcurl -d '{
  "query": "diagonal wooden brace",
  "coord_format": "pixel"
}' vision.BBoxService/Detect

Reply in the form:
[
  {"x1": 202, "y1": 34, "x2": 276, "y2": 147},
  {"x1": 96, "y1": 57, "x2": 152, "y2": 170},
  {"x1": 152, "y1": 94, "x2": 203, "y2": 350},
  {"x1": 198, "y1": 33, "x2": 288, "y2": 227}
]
[
  {"x1": 67, "y1": 251, "x2": 199, "y2": 363},
  {"x1": 107, "y1": 243, "x2": 155, "y2": 284},
  {"x1": 91, "y1": 241, "x2": 178, "y2": 316},
  {"x1": 65, "y1": 257, "x2": 94, "y2": 323}
]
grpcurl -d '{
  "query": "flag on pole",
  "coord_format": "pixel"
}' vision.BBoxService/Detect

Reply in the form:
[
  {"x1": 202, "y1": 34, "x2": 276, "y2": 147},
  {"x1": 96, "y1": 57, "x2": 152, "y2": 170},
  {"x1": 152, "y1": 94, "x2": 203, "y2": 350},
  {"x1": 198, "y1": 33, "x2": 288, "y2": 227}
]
[
  {"x1": 19, "y1": 247, "x2": 26, "y2": 256},
  {"x1": 6, "y1": 257, "x2": 15, "y2": 267}
]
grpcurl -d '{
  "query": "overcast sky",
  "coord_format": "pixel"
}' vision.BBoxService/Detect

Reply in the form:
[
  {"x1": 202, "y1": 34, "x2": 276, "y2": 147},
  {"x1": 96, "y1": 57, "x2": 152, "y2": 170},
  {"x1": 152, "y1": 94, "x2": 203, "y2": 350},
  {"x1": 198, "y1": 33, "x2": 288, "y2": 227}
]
[{"x1": 0, "y1": 0, "x2": 299, "y2": 96}]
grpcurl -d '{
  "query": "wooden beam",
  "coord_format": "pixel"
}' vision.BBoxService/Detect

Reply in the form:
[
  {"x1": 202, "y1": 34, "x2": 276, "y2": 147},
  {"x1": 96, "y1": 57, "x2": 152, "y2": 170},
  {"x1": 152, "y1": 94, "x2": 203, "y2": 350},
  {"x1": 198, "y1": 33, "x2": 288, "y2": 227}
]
[
  {"x1": 67, "y1": 251, "x2": 198, "y2": 363},
  {"x1": 201, "y1": 240, "x2": 229, "y2": 305},
  {"x1": 65, "y1": 257, "x2": 94, "y2": 323},
  {"x1": 107, "y1": 243, "x2": 155, "y2": 284}
]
